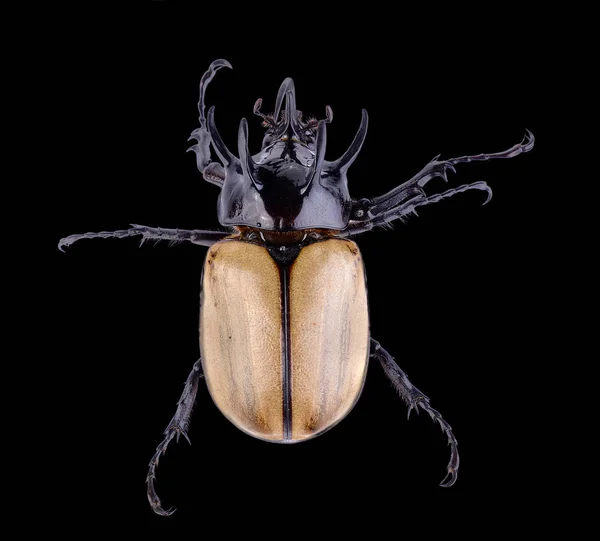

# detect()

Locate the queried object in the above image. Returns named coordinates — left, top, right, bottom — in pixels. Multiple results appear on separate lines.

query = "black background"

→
left=42, top=2, right=563, bottom=534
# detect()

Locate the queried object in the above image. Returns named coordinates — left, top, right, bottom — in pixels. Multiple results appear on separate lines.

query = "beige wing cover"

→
left=200, top=239, right=369, bottom=442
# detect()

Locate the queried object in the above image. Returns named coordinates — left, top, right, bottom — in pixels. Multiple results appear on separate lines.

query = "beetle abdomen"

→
left=200, top=239, right=369, bottom=442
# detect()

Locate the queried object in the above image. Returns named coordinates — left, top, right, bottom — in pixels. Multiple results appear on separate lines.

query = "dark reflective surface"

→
left=218, top=157, right=353, bottom=230
left=207, top=75, right=368, bottom=231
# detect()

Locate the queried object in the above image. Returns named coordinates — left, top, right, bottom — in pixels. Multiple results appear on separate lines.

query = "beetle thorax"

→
left=209, top=76, right=367, bottom=232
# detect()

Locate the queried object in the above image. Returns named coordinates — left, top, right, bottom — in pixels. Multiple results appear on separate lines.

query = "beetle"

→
left=58, top=59, right=534, bottom=515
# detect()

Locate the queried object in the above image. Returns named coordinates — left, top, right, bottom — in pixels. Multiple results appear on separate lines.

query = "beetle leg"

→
left=146, top=359, right=204, bottom=516
left=58, top=224, right=228, bottom=252
left=371, top=339, right=460, bottom=487
left=343, top=130, right=534, bottom=236
left=187, top=59, right=232, bottom=186
left=344, top=181, right=495, bottom=236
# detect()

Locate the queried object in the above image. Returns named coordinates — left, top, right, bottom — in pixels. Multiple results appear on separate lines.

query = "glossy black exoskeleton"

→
left=59, top=59, right=534, bottom=516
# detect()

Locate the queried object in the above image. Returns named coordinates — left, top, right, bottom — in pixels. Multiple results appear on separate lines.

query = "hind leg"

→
left=146, top=359, right=204, bottom=516
left=371, top=338, right=460, bottom=487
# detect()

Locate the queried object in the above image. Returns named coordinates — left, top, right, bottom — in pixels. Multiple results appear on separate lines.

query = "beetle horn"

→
left=238, top=118, right=261, bottom=190
left=207, top=106, right=237, bottom=166
left=304, top=120, right=327, bottom=192
left=273, top=77, right=296, bottom=124
left=328, top=109, right=369, bottom=172
left=283, top=89, right=297, bottom=130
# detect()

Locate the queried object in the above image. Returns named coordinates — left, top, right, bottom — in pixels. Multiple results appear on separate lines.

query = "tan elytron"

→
left=289, top=240, right=369, bottom=440
left=200, top=238, right=369, bottom=442
left=200, top=241, right=284, bottom=439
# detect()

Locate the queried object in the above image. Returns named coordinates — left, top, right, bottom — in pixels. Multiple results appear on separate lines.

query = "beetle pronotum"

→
left=59, top=59, right=534, bottom=515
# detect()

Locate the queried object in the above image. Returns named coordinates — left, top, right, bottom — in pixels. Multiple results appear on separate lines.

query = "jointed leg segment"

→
left=146, top=359, right=204, bottom=516
left=58, top=224, right=228, bottom=251
left=371, top=338, right=460, bottom=487
left=344, top=130, right=534, bottom=236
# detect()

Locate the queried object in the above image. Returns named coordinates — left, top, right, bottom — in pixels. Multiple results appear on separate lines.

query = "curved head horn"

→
left=329, top=109, right=369, bottom=172
left=273, top=77, right=296, bottom=123
left=207, top=106, right=237, bottom=166
left=305, top=120, right=327, bottom=191
left=283, top=90, right=297, bottom=128
left=237, top=118, right=260, bottom=189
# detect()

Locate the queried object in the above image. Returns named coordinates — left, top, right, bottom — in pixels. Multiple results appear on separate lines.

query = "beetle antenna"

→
left=253, top=98, right=274, bottom=127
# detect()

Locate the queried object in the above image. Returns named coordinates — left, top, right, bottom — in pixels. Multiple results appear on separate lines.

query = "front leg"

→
left=58, top=224, right=228, bottom=252
left=187, top=58, right=232, bottom=187
left=344, top=130, right=534, bottom=236
left=371, top=339, right=459, bottom=487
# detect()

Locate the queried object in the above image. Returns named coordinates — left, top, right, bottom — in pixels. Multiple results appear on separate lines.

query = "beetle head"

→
left=208, top=77, right=368, bottom=232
